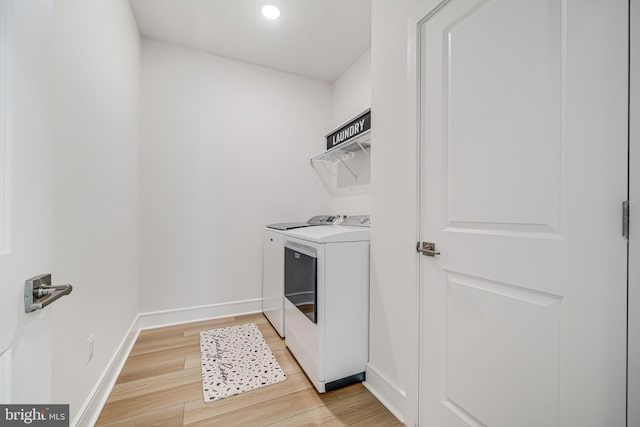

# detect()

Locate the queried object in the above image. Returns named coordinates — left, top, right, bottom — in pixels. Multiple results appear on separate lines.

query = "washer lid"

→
left=266, top=222, right=312, bottom=231
left=285, top=225, right=370, bottom=243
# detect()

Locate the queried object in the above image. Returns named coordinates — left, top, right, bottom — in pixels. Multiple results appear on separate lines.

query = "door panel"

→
left=418, top=0, right=628, bottom=426
left=445, top=0, right=561, bottom=233
left=444, top=273, right=560, bottom=427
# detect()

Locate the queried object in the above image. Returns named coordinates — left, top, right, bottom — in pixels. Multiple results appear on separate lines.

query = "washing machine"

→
left=283, top=215, right=370, bottom=392
left=262, top=215, right=342, bottom=337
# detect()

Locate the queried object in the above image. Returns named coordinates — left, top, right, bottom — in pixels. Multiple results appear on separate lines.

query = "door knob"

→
left=417, top=242, right=440, bottom=257
left=24, top=274, right=73, bottom=313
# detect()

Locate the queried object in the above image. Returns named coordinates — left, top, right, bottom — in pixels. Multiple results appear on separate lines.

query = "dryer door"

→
left=284, top=242, right=317, bottom=324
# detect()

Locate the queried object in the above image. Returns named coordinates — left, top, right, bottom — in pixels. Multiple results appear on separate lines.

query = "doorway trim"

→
left=629, top=0, right=639, bottom=425
left=407, top=2, right=453, bottom=426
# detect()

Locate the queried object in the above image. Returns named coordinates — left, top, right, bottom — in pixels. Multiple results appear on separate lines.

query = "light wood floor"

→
left=95, top=313, right=403, bottom=426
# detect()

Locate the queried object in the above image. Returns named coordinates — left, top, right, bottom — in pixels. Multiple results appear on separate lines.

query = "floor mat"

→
left=199, top=322, right=286, bottom=402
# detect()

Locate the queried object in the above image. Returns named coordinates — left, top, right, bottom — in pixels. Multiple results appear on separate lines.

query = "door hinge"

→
left=623, top=201, right=630, bottom=239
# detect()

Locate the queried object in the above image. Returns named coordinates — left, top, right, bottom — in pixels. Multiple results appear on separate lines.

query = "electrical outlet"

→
left=86, top=334, right=94, bottom=363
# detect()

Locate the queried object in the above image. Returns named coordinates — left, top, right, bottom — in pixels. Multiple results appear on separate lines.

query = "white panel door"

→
left=418, top=1, right=628, bottom=426
left=0, top=0, right=54, bottom=403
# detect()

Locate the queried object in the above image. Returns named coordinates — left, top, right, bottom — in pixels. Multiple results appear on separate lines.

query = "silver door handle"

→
left=417, top=242, right=440, bottom=257
left=24, top=274, right=73, bottom=313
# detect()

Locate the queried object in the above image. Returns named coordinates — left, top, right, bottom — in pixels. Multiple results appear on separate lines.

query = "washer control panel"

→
left=342, top=215, right=370, bottom=227
left=307, top=215, right=345, bottom=226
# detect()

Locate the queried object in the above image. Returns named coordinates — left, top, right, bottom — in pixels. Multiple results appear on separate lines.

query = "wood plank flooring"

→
left=96, top=313, right=403, bottom=426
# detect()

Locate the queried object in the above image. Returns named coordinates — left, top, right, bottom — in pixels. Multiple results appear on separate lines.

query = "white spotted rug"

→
left=199, top=323, right=286, bottom=403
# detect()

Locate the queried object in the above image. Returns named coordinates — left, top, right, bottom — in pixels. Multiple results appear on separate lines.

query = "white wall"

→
left=50, top=0, right=141, bottom=421
left=330, top=49, right=372, bottom=130
left=367, top=0, right=419, bottom=424
left=140, top=40, right=332, bottom=313
left=329, top=49, right=372, bottom=215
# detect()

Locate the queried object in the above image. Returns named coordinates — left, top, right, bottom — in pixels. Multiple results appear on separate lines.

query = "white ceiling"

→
left=129, top=0, right=371, bottom=83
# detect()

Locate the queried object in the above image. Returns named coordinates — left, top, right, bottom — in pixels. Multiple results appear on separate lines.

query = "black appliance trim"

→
left=325, top=372, right=366, bottom=392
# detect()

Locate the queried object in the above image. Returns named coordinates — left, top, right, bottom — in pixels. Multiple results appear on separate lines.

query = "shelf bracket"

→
left=321, top=160, right=337, bottom=176
left=339, top=158, right=358, bottom=181
left=355, top=141, right=370, bottom=157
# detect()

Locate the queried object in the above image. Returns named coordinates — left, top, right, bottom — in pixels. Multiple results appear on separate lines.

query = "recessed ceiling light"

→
left=260, top=3, right=281, bottom=20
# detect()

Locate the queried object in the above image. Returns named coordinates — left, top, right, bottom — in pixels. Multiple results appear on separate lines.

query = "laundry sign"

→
left=325, top=109, right=371, bottom=150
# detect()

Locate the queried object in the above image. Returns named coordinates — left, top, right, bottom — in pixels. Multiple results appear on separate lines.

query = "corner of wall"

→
left=72, top=315, right=140, bottom=427
left=363, top=362, right=406, bottom=424
left=368, top=0, right=420, bottom=425
left=327, top=47, right=372, bottom=215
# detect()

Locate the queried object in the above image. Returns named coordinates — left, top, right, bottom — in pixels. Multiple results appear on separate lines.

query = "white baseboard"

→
left=72, top=298, right=263, bottom=426
left=363, top=362, right=406, bottom=424
left=72, top=315, right=140, bottom=427
left=137, top=298, right=263, bottom=330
